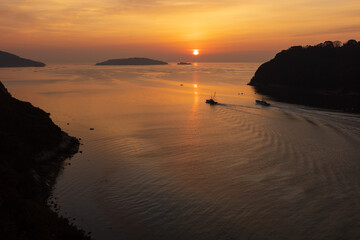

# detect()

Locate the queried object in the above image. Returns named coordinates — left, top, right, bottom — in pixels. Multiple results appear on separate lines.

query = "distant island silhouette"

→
left=249, top=40, right=360, bottom=112
left=0, top=50, right=45, bottom=67
left=0, top=81, right=89, bottom=239
left=96, top=57, right=168, bottom=65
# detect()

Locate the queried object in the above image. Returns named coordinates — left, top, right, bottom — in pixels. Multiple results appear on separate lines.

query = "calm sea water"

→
left=2, top=63, right=360, bottom=240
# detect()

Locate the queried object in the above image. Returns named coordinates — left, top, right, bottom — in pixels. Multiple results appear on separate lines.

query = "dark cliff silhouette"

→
left=0, top=51, right=45, bottom=67
left=0, top=81, right=89, bottom=239
left=249, top=40, right=360, bottom=112
left=96, top=57, right=168, bottom=65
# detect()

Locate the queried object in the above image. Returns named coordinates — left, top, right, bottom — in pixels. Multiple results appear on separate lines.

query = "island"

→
left=248, top=40, right=360, bottom=112
left=0, top=81, right=89, bottom=239
left=95, top=57, right=168, bottom=65
left=0, top=50, right=45, bottom=67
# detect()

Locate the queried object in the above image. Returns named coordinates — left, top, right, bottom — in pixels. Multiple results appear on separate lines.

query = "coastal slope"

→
left=0, top=51, right=45, bottom=67
left=96, top=57, right=168, bottom=65
left=0, top=81, right=89, bottom=239
left=249, top=40, right=360, bottom=112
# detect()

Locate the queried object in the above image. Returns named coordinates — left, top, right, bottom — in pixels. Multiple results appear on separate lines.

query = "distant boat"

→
left=177, top=62, right=192, bottom=65
left=256, top=97, right=270, bottom=106
left=206, top=92, right=218, bottom=105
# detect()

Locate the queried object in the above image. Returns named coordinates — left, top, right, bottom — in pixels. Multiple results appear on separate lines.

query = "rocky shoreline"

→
left=0, top=81, right=90, bottom=239
left=32, top=132, right=80, bottom=202
left=252, top=84, right=360, bottom=113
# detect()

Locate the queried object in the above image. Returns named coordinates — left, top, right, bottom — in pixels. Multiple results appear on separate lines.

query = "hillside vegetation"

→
left=249, top=40, right=360, bottom=112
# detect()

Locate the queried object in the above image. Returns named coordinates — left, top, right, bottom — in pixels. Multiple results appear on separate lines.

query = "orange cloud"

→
left=1, top=0, right=359, bottom=62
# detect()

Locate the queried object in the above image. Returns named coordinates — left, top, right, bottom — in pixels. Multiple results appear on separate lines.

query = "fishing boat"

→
left=255, top=97, right=270, bottom=106
left=206, top=92, right=218, bottom=105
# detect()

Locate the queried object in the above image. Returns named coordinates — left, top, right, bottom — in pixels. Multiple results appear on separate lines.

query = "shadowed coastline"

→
left=249, top=40, right=360, bottom=112
left=0, top=51, right=45, bottom=68
left=95, top=57, right=168, bottom=65
left=0, top=81, right=90, bottom=239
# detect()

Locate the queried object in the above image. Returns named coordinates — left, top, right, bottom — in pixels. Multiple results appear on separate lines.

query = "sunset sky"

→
left=1, top=0, right=359, bottom=63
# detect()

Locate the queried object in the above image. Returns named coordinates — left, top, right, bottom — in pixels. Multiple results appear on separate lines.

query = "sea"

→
left=2, top=62, right=360, bottom=240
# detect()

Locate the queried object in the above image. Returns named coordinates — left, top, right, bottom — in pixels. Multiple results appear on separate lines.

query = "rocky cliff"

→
left=0, top=81, right=89, bottom=239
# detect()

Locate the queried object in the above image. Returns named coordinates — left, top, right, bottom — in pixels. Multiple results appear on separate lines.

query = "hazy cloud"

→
left=1, top=0, right=360, bottom=62
left=294, top=24, right=360, bottom=38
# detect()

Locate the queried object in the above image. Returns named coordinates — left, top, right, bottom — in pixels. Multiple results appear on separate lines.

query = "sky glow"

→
left=1, top=0, right=359, bottom=63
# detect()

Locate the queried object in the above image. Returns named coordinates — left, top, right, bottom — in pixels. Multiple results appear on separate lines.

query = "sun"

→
left=193, top=49, right=199, bottom=56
